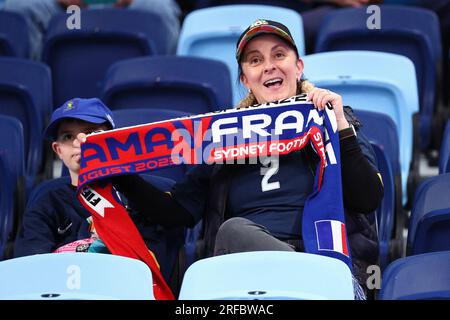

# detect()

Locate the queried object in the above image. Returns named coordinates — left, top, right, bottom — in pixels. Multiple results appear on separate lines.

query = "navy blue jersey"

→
left=226, top=151, right=314, bottom=239
left=173, top=128, right=378, bottom=240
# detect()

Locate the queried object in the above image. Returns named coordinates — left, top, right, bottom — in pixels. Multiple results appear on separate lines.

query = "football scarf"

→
left=77, top=94, right=352, bottom=300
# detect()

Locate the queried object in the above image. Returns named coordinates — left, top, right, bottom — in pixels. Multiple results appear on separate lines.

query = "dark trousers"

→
left=213, top=217, right=367, bottom=300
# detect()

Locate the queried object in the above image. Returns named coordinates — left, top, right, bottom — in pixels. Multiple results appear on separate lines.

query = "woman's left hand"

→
left=306, top=87, right=350, bottom=131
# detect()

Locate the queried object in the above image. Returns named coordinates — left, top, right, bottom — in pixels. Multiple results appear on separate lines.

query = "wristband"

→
left=339, top=124, right=357, bottom=141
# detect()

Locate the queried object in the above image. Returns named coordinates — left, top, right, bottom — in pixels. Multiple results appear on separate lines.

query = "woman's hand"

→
left=307, top=87, right=350, bottom=131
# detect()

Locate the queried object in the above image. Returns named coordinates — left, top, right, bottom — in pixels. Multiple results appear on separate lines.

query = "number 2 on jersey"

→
left=260, top=157, right=281, bottom=192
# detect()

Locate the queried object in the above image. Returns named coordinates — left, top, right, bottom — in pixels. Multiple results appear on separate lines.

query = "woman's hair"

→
left=235, top=79, right=315, bottom=109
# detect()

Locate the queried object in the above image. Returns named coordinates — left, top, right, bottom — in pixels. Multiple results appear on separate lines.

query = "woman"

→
left=78, top=20, right=383, bottom=299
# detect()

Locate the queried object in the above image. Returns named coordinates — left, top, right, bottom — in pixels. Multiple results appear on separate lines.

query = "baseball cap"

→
left=44, top=97, right=115, bottom=141
left=236, top=19, right=299, bottom=63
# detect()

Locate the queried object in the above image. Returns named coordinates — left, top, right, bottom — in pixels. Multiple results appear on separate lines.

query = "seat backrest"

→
left=355, top=110, right=401, bottom=177
left=303, top=50, right=417, bottom=205
left=0, top=115, right=25, bottom=186
left=0, top=155, right=15, bottom=260
left=111, top=108, right=192, bottom=182
left=177, top=4, right=304, bottom=105
left=379, top=251, right=450, bottom=300
left=0, top=57, right=52, bottom=186
left=0, top=116, right=25, bottom=260
left=195, top=0, right=311, bottom=11
left=439, top=120, right=450, bottom=174
left=370, top=143, right=395, bottom=270
left=179, top=251, right=354, bottom=300
left=407, top=173, right=450, bottom=255
left=43, top=8, right=171, bottom=107
left=103, top=56, right=232, bottom=113
left=0, top=252, right=154, bottom=299
left=315, top=5, right=441, bottom=150
left=0, top=11, right=29, bottom=58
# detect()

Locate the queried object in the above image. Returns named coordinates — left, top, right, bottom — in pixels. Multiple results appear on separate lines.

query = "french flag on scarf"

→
left=315, top=220, right=349, bottom=257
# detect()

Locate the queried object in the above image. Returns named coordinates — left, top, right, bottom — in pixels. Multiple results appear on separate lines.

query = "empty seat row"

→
left=1, top=249, right=449, bottom=300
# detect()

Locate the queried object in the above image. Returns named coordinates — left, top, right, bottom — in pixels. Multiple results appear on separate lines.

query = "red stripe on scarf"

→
left=78, top=183, right=174, bottom=300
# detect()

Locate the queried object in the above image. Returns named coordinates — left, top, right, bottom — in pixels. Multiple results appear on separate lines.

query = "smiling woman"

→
left=235, top=19, right=351, bottom=132
left=239, top=34, right=303, bottom=105
left=108, top=19, right=384, bottom=300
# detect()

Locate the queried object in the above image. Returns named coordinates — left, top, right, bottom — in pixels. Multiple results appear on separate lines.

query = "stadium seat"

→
left=0, top=116, right=26, bottom=260
left=194, top=0, right=311, bottom=11
left=111, top=108, right=192, bottom=182
left=0, top=57, right=52, bottom=190
left=113, top=108, right=192, bottom=127
left=379, top=251, right=450, bottom=300
left=178, top=251, right=354, bottom=300
left=303, top=50, right=418, bottom=205
left=103, top=56, right=232, bottom=113
left=0, top=156, right=15, bottom=261
left=406, top=173, right=450, bottom=255
left=0, top=11, right=29, bottom=58
left=355, top=110, right=404, bottom=261
left=0, top=252, right=154, bottom=299
left=177, top=4, right=304, bottom=105
left=439, top=120, right=450, bottom=174
left=370, top=143, right=396, bottom=270
left=315, top=5, right=441, bottom=151
left=43, top=8, right=172, bottom=107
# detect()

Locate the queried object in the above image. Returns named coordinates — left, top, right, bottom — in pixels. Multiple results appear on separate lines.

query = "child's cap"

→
left=44, top=98, right=115, bottom=141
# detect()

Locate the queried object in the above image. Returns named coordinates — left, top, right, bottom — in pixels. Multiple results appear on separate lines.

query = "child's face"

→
left=52, top=119, right=109, bottom=176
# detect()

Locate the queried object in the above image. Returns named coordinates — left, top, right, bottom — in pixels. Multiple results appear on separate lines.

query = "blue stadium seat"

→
left=112, top=108, right=192, bottom=127
left=0, top=11, right=29, bottom=58
left=194, top=0, right=311, bottom=11
left=43, top=8, right=171, bottom=107
left=0, top=115, right=25, bottom=260
left=379, top=251, right=450, bottom=300
left=0, top=252, right=155, bottom=299
left=315, top=5, right=441, bottom=151
left=406, top=173, right=450, bottom=255
left=177, top=4, right=304, bottom=105
left=303, top=51, right=418, bottom=205
left=371, top=143, right=396, bottom=271
left=103, top=56, right=232, bottom=113
left=0, top=155, right=14, bottom=261
left=178, top=251, right=354, bottom=300
left=355, top=110, right=404, bottom=262
left=112, top=108, right=191, bottom=182
left=0, top=57, right=53, bottom=189
left=439, top=120, right=450, bottom=174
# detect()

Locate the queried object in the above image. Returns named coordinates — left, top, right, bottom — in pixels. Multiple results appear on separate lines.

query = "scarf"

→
left=77, top=94, right=352, bottom=299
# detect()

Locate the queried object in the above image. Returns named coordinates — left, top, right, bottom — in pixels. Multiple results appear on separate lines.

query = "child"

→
left=13, top=98, right=184, bottom=287
left=15, top=98, right=115, bottom=255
